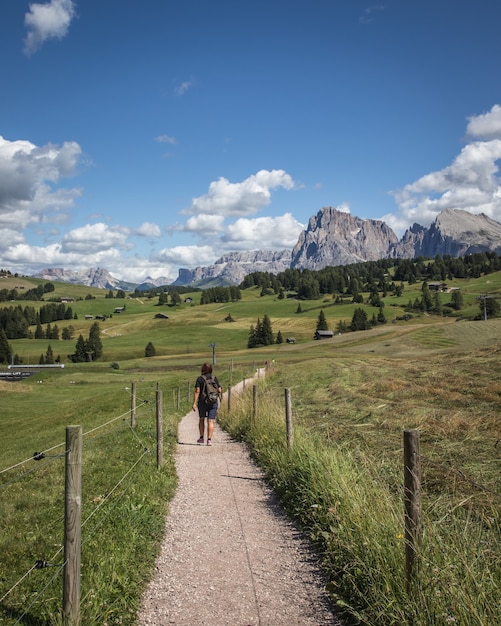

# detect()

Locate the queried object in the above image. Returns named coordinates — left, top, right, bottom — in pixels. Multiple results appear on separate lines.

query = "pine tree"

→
left=45, top=344, right=55, bottom=364
left=87, top=322, right=103, bottom=360
left=0, top=328, right=12, bottom=364
left=316, top=310, right=328, bottom=332
left=247, top=324, right=258, bottom=348
left=145, top=342, right=156, bottom=357
left=350, top=307, right=369, bottom=331
left=73, top=334, right=87, bottom=362
left=450, top=290, right=463, bottom=310
left=260, top=314, right=274, bottom=346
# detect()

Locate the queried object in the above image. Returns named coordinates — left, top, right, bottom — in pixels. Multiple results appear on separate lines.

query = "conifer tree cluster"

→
left=69, top=322, right=103, bottom=362
left=247, top=314, right=274, bottom=348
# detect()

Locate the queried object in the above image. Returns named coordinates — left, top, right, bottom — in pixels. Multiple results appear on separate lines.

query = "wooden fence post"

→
left=404, top=429, right=422, bottom=593
left=130, top=382, right=136, bottom=429
left=284, top=388, right=293, bottom=450
left=156, top=384, right=163, bottom=468
left=252, top=385, right=257, bottom=425
left=177, top=385, right=180, bottom=410
left=63, top=426, right=82, bottom=626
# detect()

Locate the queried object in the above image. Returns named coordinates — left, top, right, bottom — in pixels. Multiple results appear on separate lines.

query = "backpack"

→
left=201, top=374, right=219, bottom=405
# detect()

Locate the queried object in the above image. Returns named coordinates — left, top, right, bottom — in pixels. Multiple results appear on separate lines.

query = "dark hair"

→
left=201, top=362, right=213, bottom=375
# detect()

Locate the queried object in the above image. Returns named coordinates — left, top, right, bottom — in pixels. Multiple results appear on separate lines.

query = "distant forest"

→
left=240, top=252, right=501, bottom=300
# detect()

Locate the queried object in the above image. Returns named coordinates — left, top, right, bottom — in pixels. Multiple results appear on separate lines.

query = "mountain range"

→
left=33, top=208, right=501, bottom=289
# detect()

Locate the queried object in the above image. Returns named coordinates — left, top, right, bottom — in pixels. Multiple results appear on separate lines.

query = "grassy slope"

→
left=1, top=271, right=500, bottom=624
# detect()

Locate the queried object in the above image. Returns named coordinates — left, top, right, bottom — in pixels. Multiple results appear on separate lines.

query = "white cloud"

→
left=337, top=202, right=351, bottom=214
left=61, top=223, right=132, bottom=254
left=0, top=135, right=82, bottom=228
left=155, top=135, right=177, bottom=145
left=0, top=229, right=25, bottom=253
left=388, top=106, right=501, bottom=234
left=182, top=214, right=226, bottom=234
left=135, top=222, right=162, bottom=237
left=157, top=245, right=215, bottom=268
left=222, top=213, right=304, bottom=250
left=24, top=0, right=77, bottom=56
left=3, top=242, right=122, bottom=269
left=175, top=80, right=193, bottom=96
left=185, top=169, right=296, bottom=217
left=466, top=104, right=501, bottom=140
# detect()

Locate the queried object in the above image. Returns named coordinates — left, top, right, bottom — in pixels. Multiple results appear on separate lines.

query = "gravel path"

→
left=137, top=373, right=341, bottom=626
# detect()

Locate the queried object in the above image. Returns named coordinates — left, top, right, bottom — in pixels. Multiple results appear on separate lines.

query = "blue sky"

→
left=1, top=0, right=501, bottom=283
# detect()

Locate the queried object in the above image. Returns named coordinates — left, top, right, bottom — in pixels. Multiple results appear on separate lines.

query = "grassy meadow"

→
left=1, top=270, right=500, bottom=625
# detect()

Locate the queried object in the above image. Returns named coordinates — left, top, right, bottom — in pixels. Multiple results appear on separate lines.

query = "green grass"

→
left=0, top=370, right=184, bottom=625
left=1, top=272, right=501, bottom=624
left=219, top=334, right=501, bottom=625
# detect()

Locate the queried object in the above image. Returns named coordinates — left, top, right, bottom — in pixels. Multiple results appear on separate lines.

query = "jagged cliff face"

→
left=34, top=267, right=139, bottom=290
left=391, top=209, right=501, bottom=258
left=171, top=250, right=292, bottom=287
left=290, top=207, right=399, bottom=269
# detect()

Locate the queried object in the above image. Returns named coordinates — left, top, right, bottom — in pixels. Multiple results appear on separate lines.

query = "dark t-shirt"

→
left=196, top=374, right=220, bottom=407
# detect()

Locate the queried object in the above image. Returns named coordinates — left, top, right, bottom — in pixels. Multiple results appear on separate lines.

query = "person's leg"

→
left=206, top=405, right=217, bottom=443
left=207, top=418, right=215, bottom=441
left=198, top=416, right=205, bottom=438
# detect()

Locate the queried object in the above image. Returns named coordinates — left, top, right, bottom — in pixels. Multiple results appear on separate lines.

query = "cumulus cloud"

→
left=135, top=222, right=162, bottom=237
left=221, top=213, right=304, bottom=250
left=0, top=135, right=82, bottom=228
left=466, top=104, right=501, bottom=140
left=24, top=0, right=77, bottom=56
left=387, top=105, right=501, bottom=234
left=61, top=223, right=132, bottom=254
left=157, top=245, right=215, bottom=268
left=3, top=241, right=122, bottom=270
left=0, top=229, right=25, bottom=254
left=173, top=214, right=225, bottom=235
left=337, top=202, right=351, bottom=214
left=185, top=169, right=295, bottom=217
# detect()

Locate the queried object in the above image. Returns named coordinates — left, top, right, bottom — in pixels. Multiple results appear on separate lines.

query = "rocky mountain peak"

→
left=290, top=206, right=399, bottom=270
left=391, top=209, right=501, bottom=258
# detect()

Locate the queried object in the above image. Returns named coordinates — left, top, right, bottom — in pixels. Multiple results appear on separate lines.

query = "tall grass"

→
left=219, top=377, right=500, bottom=626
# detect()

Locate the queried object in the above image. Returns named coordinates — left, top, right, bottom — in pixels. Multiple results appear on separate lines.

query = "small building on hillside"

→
left=428, top=282, right=448, bottom=292
left=286, top=337, right=296, bottom=344
left=155, top=313, right=169, bottom=319
left=114, top=306, right=126, bottom=313
left=314, top=330, right=334, bottom=340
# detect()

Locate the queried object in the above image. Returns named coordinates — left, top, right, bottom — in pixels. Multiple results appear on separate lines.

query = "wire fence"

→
left=0, top=380, right=181, bottom=625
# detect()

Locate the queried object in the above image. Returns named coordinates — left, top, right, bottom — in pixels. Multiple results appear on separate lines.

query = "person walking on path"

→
left=192, top=362, right=222, bottom=446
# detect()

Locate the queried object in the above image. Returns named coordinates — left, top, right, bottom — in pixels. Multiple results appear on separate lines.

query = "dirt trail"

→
left=137, top=370, right=341, bottom=626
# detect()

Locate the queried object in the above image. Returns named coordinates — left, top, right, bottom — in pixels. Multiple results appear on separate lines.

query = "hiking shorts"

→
left=198, top=403, right=218, bottom=419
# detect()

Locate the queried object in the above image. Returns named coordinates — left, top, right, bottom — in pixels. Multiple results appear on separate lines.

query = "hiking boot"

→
left=207, top=439, right=212, bottom=446
left=197, top=437, right=204, bottom=444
